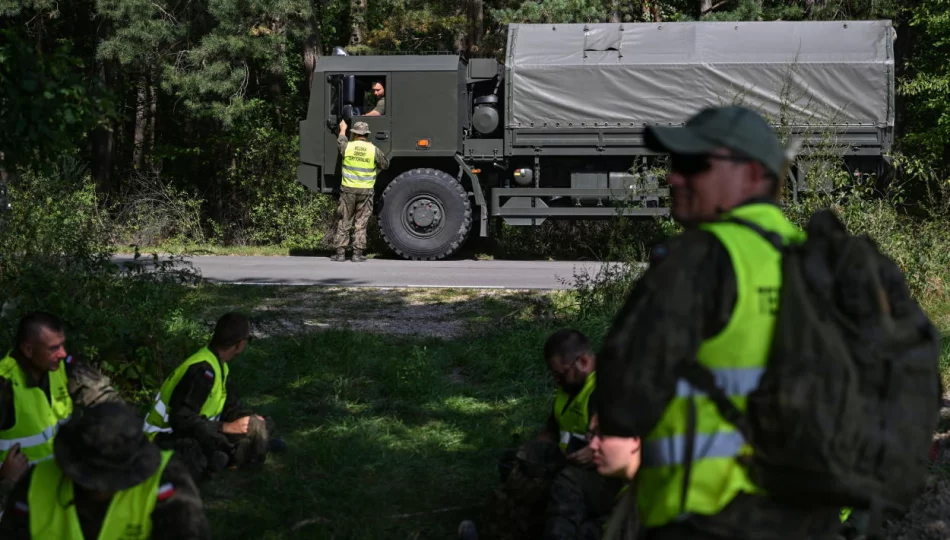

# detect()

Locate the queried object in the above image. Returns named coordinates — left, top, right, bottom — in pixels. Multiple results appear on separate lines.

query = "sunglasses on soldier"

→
left=670, top=153, right=754, bottom=176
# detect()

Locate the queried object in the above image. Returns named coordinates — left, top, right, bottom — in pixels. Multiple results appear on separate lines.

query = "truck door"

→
left=325, top=73, right=392, bottom=185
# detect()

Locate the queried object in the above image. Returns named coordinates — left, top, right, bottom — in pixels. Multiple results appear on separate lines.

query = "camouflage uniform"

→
left=0, top=352, right=123, bottom=511
left=596, top=207, right=844, bottom=540
left=0, top=402, right=211, bottom=539
left=331, top=121, right=389, bottom=261
left=544, top=463, right=624, bottom=540
left=151, top=353, right=276, bottom=480
left=490, top=440, right=566, bottom=540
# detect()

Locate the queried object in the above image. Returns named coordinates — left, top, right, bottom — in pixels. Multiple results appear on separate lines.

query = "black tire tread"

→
left=379, top=168, right=473, bottom=261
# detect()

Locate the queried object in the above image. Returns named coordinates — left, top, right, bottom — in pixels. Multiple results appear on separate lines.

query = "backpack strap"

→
left=724, top=216, right=785, bottom=252
left=673, top=214, right=783, bottom=447
left=675, top=361, right=753, bottom=443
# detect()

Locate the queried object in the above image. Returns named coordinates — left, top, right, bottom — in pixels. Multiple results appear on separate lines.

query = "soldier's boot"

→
left=351, top=249, right=366, bottom=263
left=457, top=520, right=478, bottom=540
left=268, top=437, right=288, bottom=453
left=209, top=450, right=230, bottom=473
left=330, top=248, right=346, bottom=262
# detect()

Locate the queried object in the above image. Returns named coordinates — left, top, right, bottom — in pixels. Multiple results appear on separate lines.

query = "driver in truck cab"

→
left=331, top=119, right=389, bottom=263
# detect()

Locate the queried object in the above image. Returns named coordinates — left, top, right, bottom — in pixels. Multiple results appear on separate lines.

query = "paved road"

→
left=114, top=255, right=641, bottom=290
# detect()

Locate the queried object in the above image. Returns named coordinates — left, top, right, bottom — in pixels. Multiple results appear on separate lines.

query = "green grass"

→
left=194, top=313, right=592, bottom=539
left=181, top=282, right=950, bottom=540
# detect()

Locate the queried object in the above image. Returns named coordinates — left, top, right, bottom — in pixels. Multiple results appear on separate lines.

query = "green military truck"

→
left=298, top=20, right=895, bottom=260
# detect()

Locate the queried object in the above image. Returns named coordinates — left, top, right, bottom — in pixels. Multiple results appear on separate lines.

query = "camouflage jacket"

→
left=595, top=222, right=738, bottom=440
left=0, top=452, right=211, bottom=539
left=0, top=353, right=123, bottom=504
left=163, top=358, right=251, bottom=453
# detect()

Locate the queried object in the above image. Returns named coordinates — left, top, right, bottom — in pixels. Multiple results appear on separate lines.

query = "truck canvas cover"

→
left=505, top=21, right=895, bottom=130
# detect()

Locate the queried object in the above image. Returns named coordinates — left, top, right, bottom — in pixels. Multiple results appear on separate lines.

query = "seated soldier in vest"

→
left=587, top=404, right=644, bottom=540
left=0, top=402, right=211, bottom=539
left=0, top=312, right=122, bottom=516
left=544, top=394, right=625, bottom=540
left=458, top=329, right=608, bottom=540
left=142, top=312, right=285, bottom=480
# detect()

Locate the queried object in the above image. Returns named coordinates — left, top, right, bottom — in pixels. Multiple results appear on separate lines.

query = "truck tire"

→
left=379, top=168, right=472, bottom=261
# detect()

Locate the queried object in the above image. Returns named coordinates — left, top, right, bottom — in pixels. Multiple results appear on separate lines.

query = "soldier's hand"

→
left=0, top=444, right=29, bottom=482
left=339, top=119, right=348, bottom=133
left=566, top=446, right=594, bottom=466
left=222, top=417, right=251, bottom=435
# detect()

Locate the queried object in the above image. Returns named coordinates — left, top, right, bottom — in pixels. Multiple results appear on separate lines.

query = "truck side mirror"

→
left=341, top=75, right=357, bottom=105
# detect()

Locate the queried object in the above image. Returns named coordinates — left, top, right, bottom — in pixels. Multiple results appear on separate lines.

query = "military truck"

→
left=298, top=20, right=895, bottom=260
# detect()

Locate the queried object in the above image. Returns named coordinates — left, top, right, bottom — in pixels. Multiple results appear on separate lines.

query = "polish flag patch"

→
left=14, top=501, right=28, bottom=514
left=157, top=483, right=176, bottom=502
left=65, top=355, right=73, bottom=365
left=202, top=370, right=214, bottom=381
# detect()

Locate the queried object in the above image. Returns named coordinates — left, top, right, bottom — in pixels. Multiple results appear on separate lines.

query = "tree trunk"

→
left=133, top=75, right=147, bottom=170
left=700, top=0, right=712, bottom=17
left=349, top=0, right=366, bottom=47
left=610, top=0, right=621, bottom=23
left=303, top=32, right=322, bottom=97
left=90, top=58, right=116, bottom=193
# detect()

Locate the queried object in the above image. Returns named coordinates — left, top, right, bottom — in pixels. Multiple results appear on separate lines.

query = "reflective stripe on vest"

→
left=341, top=139, right=378, bottom=189
left=143, top=347, right=228, bottom=435
left=635, top=203, right=806, bottom=529
left=29, top=449, right=174, bottom=539
left=552, top=371, right=596, bottom=453
left=0, top=353, right=73, bottom=465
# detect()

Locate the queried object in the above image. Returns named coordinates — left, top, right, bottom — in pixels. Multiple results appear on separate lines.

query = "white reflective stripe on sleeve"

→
left=0, top=416, right=71, bottom=452
left=559, top=431, right=586, bottom=445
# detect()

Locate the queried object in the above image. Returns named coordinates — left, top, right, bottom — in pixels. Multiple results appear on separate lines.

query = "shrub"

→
left=0, top=158, right=205, bottom=404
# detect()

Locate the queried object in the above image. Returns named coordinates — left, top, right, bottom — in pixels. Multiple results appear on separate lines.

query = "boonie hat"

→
left=645, top=105, right=786, bottom=179
left=351, top=121, right=371, bottom=135
left=54, top=402, right=162, bottom=493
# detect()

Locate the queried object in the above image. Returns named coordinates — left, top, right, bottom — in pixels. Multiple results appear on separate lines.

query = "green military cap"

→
left=645, top=105, right=786, bottom=179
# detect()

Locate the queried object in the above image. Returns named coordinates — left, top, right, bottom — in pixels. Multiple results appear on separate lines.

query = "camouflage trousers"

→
left=489, top=440, right=620, bottom=540
left=155, top=415, right=272, bottom=480
left=331, top=186, right=374, bottom=250
left=544, top=464, right=624, bottom=540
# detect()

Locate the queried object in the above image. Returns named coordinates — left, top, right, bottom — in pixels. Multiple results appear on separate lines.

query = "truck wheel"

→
left=379, top=168, right=472, bottom=261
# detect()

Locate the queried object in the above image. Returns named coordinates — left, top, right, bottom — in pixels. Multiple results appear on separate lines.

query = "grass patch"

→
left=197, top=320, right=572, bottom=539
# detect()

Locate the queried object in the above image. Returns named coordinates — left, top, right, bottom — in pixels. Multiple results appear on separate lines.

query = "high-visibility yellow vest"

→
left=142, top=347, right=228, bottom=437
left=0, top=352, right=73, bottom=465
left=553, top=371, right=596, bottom=452
left=635, top=203, right=805, bottom=529
left=341, top=139, right=378, bottom=189
left=28, top=449, right=174, bottom=539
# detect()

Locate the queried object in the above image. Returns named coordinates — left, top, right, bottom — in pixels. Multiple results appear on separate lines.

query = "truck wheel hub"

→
left=406, top=197, right=442, bottom=232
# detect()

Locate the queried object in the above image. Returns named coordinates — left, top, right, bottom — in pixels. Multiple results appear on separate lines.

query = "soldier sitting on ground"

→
left=142, top=312, right=286, bottom=480
left=459, top=329, right=618, bottom=540
left=0, top=311, right=123, bottom=516
left=0, top=402, right=211, bottom=539
left=587, top=402, right=643, bottom=540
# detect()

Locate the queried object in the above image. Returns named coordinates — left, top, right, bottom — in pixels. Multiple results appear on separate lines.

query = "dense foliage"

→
left=0, top=0, right=947, bottom=395
left=0, top=0, right=946, bottom=249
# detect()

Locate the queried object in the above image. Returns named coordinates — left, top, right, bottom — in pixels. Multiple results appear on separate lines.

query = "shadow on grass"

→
left=194, top=321, right=587, bottom=540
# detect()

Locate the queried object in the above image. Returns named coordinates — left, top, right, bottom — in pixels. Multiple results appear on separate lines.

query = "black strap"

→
left=676, top=362, right=753, bottom=443
left=726, top=216, right=784, bottom=252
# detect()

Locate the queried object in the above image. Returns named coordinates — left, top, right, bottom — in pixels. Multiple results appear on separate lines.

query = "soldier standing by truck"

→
left=330, top=119, right=389, bottom=263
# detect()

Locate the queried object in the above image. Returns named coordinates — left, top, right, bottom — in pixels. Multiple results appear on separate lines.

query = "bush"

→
left=567, top=161, right=950, bottom=327
left=0, top=159, right=206, bottom=404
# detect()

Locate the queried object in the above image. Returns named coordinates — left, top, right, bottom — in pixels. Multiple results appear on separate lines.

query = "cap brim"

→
left=54, top=428, right=161, bottom=492
left=645, top=125, right=719, bottom=155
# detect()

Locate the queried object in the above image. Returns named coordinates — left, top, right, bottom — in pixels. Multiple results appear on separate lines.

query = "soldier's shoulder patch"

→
left=202, top=370, right=214, bottom=381
left=157, top=483, right=176, bottom=501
